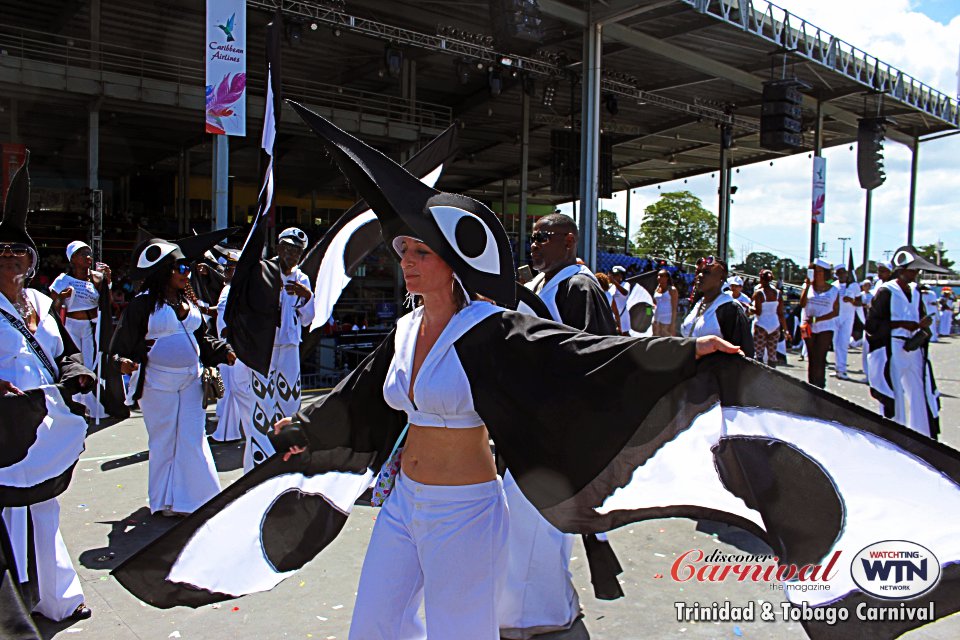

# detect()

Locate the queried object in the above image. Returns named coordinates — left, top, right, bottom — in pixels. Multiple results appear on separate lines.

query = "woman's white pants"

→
left=212, top=361, right=243, bottom=441
left=64, top=317, right=106, bottom=419
left=349, top=471, right=508, bottom=640
left=2, top=498, right=84, bottom=621
left=138, top=365, right=221, bottom=513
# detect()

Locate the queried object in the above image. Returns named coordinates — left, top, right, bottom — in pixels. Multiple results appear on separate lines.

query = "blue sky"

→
left=561, top=0, right=960, bottom=269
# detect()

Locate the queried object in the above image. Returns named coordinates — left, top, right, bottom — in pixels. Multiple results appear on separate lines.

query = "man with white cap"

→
left=831, top=264, right=860, bottom=380
left=726, top=275, right=751, bottom=311
left=49, top=240, right=112, bottom=418
left=608, top=265, right=631, bottom=335
left=232, top=228, right=315, bottom=471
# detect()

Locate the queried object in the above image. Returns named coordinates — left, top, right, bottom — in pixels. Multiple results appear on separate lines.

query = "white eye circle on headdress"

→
left=429, top=206, right=500, bottom=275
left=137, top=242, right=178, bottom=269
left=892, top=250, right=912, bottom=268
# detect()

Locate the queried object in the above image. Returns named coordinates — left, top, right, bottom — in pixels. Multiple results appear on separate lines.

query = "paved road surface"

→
left=34, top=336, right=960, bottom=639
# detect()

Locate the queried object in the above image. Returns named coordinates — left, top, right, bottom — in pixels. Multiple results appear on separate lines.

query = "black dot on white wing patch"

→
left=137, top=242, right=177, bottom=269
left=429, top=205, right=501, bottom=275
left=261, top=489, right=346, bottom=572
left=454, top=216, right=487, bottom=258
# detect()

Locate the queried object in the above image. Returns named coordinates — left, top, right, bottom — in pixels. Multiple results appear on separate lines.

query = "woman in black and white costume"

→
left=681, top=257, right=753, bottom=357
left=0, top=155, right=94, bottom=623
left=49, top=240, right=111, bottom=419
left=212, top=249, right=243, bottom=442
left=268, top=104, right=739, bottom=639
left=110, top=235, right=237, bottom=516
left=865, top=246, right=947, bottom=439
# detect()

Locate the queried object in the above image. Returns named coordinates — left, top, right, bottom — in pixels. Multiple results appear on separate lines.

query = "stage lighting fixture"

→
left=604, top=93, right=618, bottom=116
left=541, top=79, right=558, bottom=107
left=285, top=22, right=303, bottom=47
left=310, top=22, right=318, bottom=31
left=488, top=67, right=503, bottom=97
left=385, top=46, right=403, bottom=79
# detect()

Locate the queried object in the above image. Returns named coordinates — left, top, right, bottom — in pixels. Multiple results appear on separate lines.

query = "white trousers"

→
left=63, top=317, right=106, bottom=419
left=239, top=344, right=301, bottom=472
left=833, top=315, right=855, bottom=374
left=349, top=471, right=508, bottom=640
left=139, top=365, right=221, bottom=513
left=862, top=341, right=871, bottom=384
left=211, top=361, right=243, bottom=442
left=940, top=310, right=953, bottom=336
left=929, top=315, right=940, bottom=342
left=498, top=472, right=579, bottom=638
left=890, top=341, right=933, bottom=437
left=2, top=499, right=84, bottom=621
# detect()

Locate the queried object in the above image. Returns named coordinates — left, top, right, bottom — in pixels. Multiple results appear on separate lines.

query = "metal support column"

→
left=907, top=140, right=918, bottom=245
left=717, top=125, right=731, bottom=261
left=501, top=180, right=510, bottom=234
left=624, top=188, right=631, bottom=255
left=811, top=100, right=824, bottom=261
left=90, top=0, right=101, bottom=70
left=87, top=105, right=102, bottom=260
left=577, top=14, right=601, bottom=270
left=863, top=189, right=872, bottom=278
left=518, top=89, right=530, bottom=265
left=212, top=135, right=229, bottom=230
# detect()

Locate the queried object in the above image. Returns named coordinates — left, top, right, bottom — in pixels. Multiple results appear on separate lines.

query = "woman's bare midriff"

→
left=401, top=424, right=496, bottom=485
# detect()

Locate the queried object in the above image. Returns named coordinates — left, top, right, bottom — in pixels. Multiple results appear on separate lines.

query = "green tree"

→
left=734, top=251, right=780, bottom=275
left=633, top=191, right=716, bottom=265
left=917, top=244, right=955, bottom=271
left=597, top=209, right=635, bottom=253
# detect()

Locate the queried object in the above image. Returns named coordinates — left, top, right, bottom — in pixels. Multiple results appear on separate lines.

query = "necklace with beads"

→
left=13, top=290, right=34, bottom=320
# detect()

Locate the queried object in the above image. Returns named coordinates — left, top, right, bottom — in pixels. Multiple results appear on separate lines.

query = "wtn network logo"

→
left=851, top=541, right=941, bottom=600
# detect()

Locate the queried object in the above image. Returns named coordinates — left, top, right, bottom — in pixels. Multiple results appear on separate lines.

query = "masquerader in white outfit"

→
left=608, top=266, right=631, bottom=335
left=0, top=156, right=94, bottom=624
left=831, top=265, right=860, bottom=380
left=49, top=240, right=112, bottom=418
left=865, top=246, right=948, bottom=439
left=501, top=214, right=620, bottom=640
left=940, top=289, right=955, bottom=336
left=235, top=228, right=315, bottom=472
left=920, top=284, right=940, bottom=343
left=110, top=236, right=238, bottom=516
left=212, top=250, right=244, bottom=442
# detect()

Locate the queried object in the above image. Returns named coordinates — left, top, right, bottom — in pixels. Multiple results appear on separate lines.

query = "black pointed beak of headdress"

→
left=891, top=245, right=953, bottom=275
left=288, top=101, right=516, bottom=306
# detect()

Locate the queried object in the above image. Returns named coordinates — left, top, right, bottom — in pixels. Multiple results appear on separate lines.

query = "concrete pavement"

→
left=33, top=335, right=960, bottom=639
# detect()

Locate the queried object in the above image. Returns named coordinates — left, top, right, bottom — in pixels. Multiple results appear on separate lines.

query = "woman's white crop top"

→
left=383, top=302, right=500, bottom=428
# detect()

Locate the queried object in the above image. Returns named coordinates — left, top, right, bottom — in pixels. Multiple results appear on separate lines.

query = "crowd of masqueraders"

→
left=2, top=127, right=957, bottom=640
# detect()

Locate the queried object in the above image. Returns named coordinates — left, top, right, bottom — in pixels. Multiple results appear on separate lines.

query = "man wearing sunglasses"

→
left=501, top=213, right=619, bottom=640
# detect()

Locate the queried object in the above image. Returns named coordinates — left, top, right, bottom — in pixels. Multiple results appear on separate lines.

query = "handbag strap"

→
left=387, top=423, right=410, bottom=460
left=0, top=305, right=57, bottom=382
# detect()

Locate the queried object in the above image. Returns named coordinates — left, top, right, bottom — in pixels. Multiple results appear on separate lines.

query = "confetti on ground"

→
left=232, top=606, right=240, bottom=612
left=78, top=504, right=87, bottom=508
left=316, top=616, right=328, bottom=621
left=211, top=603, right=221, bottom=609
left=331, top=604, right=344, bottom=610
left=64, top=629, right=83, bottom=633
left=169, top=633, right=181, bottom=639
left=653, top=552, right=666, bottom=557
left=299, top=580, right=306, bottom=587
left=733, top=626, right=743, bottom=637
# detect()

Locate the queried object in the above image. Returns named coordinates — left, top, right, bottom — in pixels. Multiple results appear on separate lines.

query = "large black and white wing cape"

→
left=112, top=332, right=406, bottom=607
left=0, top=386, right=88, bottom=507
left=111, top=311, right=960, bottom=638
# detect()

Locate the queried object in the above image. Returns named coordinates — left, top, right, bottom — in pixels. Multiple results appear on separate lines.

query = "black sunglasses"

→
left=530, top=230, right=567, bottom=244
left=0, top=243, right=30, bottom=257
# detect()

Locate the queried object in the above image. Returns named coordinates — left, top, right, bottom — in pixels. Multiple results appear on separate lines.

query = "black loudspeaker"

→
left=490, top=0, right=544, bottom=55
left=760, top=80, right=804, bottom=151
left=857, top=118, right=886, bottom=191
left=550, top=130, right=613, bottom=198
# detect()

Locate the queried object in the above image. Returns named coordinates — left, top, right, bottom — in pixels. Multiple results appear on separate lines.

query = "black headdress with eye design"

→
left=128, top=229, right=238, bottom=280
left=288, top=101, right=517, bottom=307
left=890, top=245, right=952, bottom=275
left=0, top=152, right=39, bottom=272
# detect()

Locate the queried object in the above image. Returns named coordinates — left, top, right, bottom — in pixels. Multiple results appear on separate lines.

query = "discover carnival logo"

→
left=850, top=540, right=941, bottom=600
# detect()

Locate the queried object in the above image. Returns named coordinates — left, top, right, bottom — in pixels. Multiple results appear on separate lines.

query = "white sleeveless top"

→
left=50, top=273, right=101, bottom=312
left=681, top=292, right=734, bottom=339
left=383, top=302, right=500, bottom=428
left=754, top=288, right=781, bottom=333
left=653, top=288, right=673, bottom=323
left=802, top=285, right=838, bottom=334
left=145, top=301, right=203, bottom=370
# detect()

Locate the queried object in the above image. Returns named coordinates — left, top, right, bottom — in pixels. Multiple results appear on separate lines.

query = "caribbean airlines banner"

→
left=205, top=0, right=246, bottom=136
left=811, top=155, right=826, bottom=223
